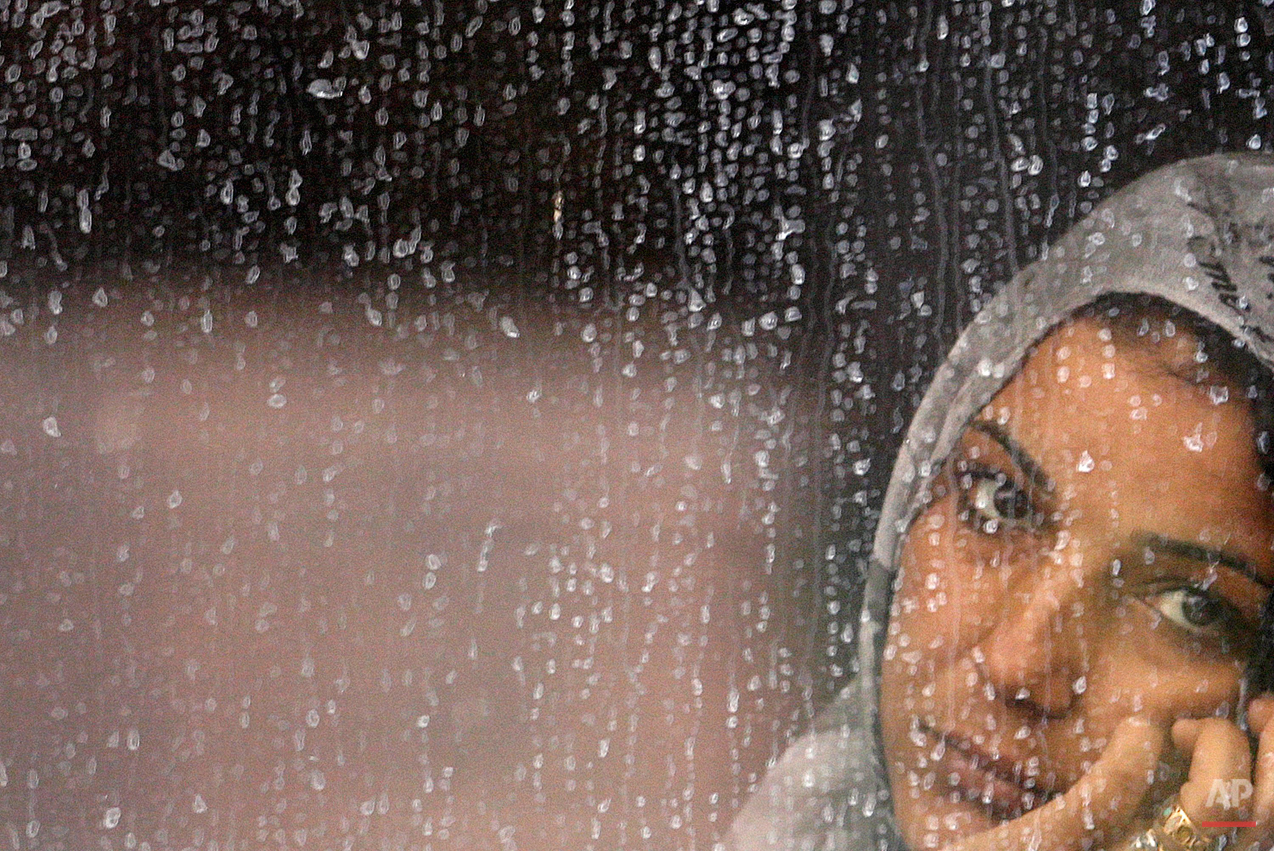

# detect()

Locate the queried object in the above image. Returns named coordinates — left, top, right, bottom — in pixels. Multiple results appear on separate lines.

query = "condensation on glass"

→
left=1, top=2, right=1272, bottom=849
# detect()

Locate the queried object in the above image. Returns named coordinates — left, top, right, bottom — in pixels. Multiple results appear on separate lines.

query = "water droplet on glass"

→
left=77, top=188, right=92, bottom=234
left=307, top=78, right=346, bottom=99
left=156, top=149, right=183, bottom=171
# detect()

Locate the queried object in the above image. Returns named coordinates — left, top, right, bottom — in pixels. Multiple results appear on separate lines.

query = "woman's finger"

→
left=941, top=716, right=1166, bottom=851
left=1254, top=702, right=1274, bottom=822
left=1234, top=700, right=1274, bottom=851
left=1172, top=717, right=1253, bottom=827
left=1247, top=693, right=1274, bottom=740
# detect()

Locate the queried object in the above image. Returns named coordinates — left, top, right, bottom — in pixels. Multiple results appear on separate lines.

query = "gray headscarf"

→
left=728, top=152, right=1274, bottom=851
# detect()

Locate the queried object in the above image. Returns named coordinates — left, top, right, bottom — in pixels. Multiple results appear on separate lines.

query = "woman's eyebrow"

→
left=1138, top=532, right=1274, bottom=592
left=966, top=419, right=1055, bottom=494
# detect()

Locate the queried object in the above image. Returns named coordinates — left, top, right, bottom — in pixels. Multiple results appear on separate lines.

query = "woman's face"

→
left=879, top=315, right=1274, bottom=850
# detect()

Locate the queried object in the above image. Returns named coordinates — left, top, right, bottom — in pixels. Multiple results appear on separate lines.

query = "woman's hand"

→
left=937, top=698, right=1274, bottom=851
left=1172, top=694, right=1274, bottom=851
left=938, top=716, right=1168, bottom=851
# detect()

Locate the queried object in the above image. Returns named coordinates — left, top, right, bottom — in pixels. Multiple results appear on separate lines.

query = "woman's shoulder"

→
left=726, top=684, right=898, bottom=851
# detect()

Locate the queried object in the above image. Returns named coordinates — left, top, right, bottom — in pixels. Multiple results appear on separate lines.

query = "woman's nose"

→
left=971, top=566, right=1094, bottom=719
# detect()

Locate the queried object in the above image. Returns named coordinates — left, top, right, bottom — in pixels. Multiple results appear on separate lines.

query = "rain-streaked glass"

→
left=3, top=3, right=1274, bottom=849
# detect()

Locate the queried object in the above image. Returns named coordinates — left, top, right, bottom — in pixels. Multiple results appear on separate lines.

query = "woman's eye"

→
left=1147, top=587, right=1234, bottom=635
left=959, top=470, right=1035, bottom=533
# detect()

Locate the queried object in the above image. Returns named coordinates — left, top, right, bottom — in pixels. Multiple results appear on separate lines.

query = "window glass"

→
left=3, top=4, right=1274, bottom=849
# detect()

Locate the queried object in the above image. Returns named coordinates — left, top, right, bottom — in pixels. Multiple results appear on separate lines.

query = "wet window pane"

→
left=4, top=4, right=1274, bottom=849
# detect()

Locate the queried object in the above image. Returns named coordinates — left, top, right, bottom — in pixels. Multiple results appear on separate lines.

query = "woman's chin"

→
left=894, top=776, right=1056, bottom=849
left=895, top=791, right=999, bottom=851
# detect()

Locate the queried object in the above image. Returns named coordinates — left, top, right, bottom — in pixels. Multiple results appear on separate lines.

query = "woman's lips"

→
left=922, top=724, right=1061, bottom=821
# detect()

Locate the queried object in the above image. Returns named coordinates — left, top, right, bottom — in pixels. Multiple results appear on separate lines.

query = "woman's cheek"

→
left=906, top=525, right=1003, bottom=618
left=1090, top=636, right=1247, bottom=733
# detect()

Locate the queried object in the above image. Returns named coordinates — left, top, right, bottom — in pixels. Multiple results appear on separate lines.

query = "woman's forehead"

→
left=967, top=312, right=1274, bottom=570
left=978, top=316, right=1257, bottom=464
left=1010, top=313, right=1248, bottom=397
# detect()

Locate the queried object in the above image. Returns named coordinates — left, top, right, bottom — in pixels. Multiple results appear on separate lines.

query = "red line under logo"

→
left=1201, top=821, right=1258, bottom=828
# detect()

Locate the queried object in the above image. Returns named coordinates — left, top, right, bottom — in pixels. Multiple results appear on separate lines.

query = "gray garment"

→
left=728, top=152, right=1274, bottom=851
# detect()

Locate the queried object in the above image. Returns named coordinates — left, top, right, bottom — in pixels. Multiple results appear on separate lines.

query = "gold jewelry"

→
left=1128, top=797, right=1225, bottom=851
